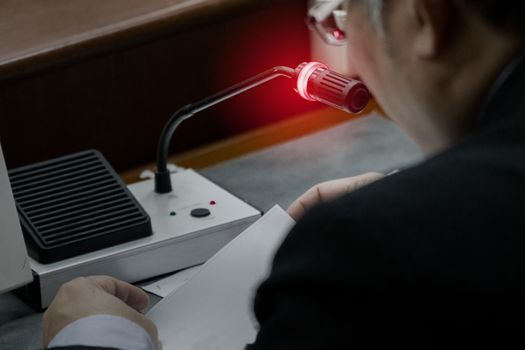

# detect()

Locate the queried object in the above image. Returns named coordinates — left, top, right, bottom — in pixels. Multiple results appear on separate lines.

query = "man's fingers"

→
left=288, top=172, right=384, bottom=221
left=87, top=276, right=149, bottom=312
left=287, top=197, right=309, bottom=221
left=287, top=184, right=326, bottom=221
left=341, top=172, right=384, bottom=193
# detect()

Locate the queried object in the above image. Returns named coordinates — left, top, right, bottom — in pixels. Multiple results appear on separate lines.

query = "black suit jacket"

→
left=51, top=56, right=525, bottom=349
left=248, top=55, right=525, bottom=349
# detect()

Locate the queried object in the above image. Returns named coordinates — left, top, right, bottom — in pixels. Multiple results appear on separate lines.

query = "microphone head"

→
left=295, top=62, right=370, bottom=113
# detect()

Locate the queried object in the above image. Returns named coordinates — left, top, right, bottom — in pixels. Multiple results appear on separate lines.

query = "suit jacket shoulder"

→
left=249, top=94, right=525, bottom=348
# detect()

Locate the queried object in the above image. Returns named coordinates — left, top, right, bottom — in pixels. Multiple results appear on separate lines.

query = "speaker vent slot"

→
left=9, top=150, right=152, bottom=264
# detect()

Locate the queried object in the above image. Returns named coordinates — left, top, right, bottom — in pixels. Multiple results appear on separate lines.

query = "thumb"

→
left=87, top=276, right=149, bottom=312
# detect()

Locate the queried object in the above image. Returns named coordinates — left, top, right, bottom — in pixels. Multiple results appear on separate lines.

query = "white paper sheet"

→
left=143, top=265, right=202, bottom=298
left=0, top=144, right=33, bottom=293
left=147, top=205, right=295, bottom=350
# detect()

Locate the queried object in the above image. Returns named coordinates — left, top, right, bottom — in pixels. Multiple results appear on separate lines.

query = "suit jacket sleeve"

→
left=245, top=200, right=398, bottom=349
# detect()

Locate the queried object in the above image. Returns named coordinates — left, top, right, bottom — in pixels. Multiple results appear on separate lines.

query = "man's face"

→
left=343, top=1, right=385, bottom=96
left=343, top=1, right=432, bottom=148
left=342, top=0, right=522, bottom=155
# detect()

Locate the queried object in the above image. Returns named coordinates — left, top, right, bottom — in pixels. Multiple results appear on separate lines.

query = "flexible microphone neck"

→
left=155, top=66, right=295, bottom=193
left=155, top=63, right=369, bottom=194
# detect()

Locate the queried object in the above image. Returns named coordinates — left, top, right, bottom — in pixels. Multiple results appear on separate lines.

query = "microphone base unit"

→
left=22, top=169, right=262, bottom=309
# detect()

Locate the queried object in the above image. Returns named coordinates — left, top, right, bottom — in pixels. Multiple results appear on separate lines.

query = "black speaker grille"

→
left=9, top=150, right=152, bottom=264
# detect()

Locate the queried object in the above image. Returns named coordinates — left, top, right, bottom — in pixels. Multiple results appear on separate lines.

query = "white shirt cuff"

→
left=48, top=314, right=155, bottom=350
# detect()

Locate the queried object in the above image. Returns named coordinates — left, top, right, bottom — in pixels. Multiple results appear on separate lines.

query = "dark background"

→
left=0, top=0, right=317, bottom=172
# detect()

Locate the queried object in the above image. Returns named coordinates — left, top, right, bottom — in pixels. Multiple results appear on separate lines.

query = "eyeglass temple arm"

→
left=308, top=0, right=344, bottom=22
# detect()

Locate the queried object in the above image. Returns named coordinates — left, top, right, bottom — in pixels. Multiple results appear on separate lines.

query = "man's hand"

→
left=287, top=172, right=384, bottom=220
left=42, top=276, right=159, bottom=349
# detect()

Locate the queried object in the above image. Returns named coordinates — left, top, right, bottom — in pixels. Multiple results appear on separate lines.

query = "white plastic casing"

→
left=29, top=169, right=261, bottom=308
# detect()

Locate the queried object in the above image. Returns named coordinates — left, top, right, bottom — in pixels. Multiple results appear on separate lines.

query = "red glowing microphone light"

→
left=295, top=62, right=369, bottom=113
left=155, top=62, right=370, bottom=193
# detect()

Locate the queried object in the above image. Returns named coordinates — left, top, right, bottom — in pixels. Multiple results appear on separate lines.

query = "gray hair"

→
left=356, top=0, right=525, bottom=36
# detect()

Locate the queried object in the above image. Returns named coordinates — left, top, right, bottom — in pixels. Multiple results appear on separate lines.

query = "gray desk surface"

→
left=0, top=114, right=421, bottom=349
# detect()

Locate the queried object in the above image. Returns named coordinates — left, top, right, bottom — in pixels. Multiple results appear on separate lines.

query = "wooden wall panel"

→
left=0, top=0, right=314, bottom=172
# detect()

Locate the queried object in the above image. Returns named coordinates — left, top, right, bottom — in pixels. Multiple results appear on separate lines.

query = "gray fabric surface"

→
left=202, top=114, right=421, bottom=211
left=0, top=114, right=421, bottom=350
left=0, top=293, right=43, bottom=349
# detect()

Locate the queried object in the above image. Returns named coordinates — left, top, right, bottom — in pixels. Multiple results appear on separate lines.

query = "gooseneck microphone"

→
left=155, top=63, right=370, bottom=193
left=295, top=62, right=370, bottom=113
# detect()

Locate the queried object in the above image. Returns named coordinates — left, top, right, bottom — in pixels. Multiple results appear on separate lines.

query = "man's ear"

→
left=412, top=0, right=454, bottom=58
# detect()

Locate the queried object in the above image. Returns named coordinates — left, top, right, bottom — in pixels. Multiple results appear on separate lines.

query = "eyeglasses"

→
left=307, top=0, right=347, bottom=46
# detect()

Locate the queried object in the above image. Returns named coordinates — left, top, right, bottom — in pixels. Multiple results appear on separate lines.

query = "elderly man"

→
left=44, top=0, right=525, bottom=348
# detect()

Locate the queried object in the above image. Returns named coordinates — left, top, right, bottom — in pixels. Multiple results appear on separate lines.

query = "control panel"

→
left=28, top=169, right=261, bottom=308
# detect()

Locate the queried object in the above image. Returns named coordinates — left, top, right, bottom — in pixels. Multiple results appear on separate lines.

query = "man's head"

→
left=344, top=0, right=525, bottom=155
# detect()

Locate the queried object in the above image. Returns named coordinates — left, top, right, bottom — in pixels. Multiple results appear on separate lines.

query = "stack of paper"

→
left=147, top=206, right=295, bottom=350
